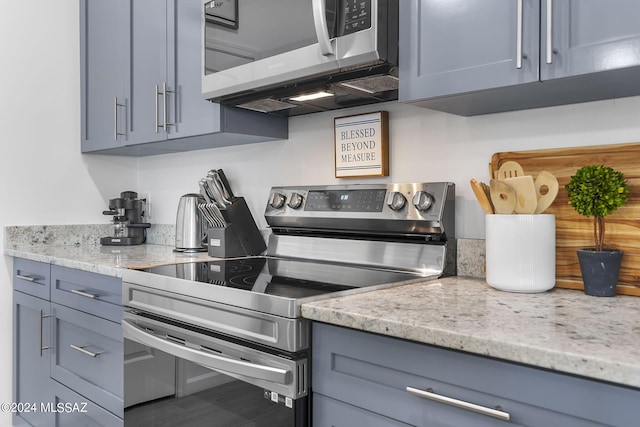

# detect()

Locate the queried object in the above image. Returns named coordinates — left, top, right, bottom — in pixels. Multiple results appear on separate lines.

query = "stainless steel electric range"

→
left=121, top=182, right=455, bottom=427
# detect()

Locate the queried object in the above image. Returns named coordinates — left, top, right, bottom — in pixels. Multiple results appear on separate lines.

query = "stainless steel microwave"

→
left=201, top=0, right=399, bottom=116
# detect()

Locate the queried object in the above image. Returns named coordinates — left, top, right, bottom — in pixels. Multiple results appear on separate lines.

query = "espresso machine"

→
left=101, top=191, right=151, bottom=246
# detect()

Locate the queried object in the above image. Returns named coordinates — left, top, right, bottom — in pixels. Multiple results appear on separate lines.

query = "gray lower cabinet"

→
left=13, top=290, right=54, bottom=427
left=400, top=0, right=640, bottom=116
left=312, top=322, right=640, bottom=426
left=80, top=0, right=287, bottom=156
left=13, top=258, right=124, bottom=426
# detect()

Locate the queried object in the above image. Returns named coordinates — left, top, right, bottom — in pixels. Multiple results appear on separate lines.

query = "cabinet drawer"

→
left=51, top=303, right=123, bottom=418
left=51, top=265, right=122, bottom=323
left=313, top=323, right=640, bottom=426
left=14, top=258, right=50, bottom=299
left=52, top=381, right=123, bottom=427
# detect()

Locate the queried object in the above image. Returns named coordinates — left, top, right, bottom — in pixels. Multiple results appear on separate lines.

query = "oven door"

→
left=123, top=311, right=309, bottom=426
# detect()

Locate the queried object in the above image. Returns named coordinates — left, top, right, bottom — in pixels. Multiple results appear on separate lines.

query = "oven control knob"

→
left=386, top=191, right=407, bottom=211
left=413, top=191, right=434, bottom=212
left=287, top=192, right=304, bottom=209
left=269, top=192, right=287, bottom=209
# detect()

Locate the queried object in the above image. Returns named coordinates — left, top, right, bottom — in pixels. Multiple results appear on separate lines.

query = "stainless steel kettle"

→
left=175, top=193, right=207, bottom=252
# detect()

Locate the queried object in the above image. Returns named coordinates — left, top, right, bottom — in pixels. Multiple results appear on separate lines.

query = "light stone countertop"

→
left=301, top=276, right=640, bottom=389
left=7, top=235, right=640, bottom=389
left=4, top=243, right=218, bottom=277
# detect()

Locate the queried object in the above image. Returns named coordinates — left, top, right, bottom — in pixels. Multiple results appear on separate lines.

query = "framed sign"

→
left=334, top=111, right=389, bottom=178
left=205, top=0, right=238, bottom=29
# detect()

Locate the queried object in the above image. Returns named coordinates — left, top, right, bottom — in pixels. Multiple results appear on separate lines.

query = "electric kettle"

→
left=174, top=193, right=207, bottom=252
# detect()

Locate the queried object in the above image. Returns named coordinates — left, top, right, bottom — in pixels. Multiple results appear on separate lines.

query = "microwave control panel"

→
left=342, top=0, right=371, bottom=35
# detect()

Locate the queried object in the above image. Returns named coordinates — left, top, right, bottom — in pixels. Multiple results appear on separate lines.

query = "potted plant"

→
left=565, top=165, right=630, bottom=297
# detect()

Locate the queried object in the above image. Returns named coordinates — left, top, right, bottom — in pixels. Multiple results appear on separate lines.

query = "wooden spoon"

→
left=534, top=171, right=559, bottom=214
left=490, top=179, right=517, bottom=214
left=470, top=179, right=494, bottom=214
left=497, top=160, right=525, bottom=180
left=504, top=175, right=537, bottom=214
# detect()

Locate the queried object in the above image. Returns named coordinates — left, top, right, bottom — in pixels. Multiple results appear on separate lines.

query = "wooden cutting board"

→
left=491, top=142, right=640, bottom=296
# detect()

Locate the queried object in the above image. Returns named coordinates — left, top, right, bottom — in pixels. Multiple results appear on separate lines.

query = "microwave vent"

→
left=339, top=75, right=399, bottom=94
left=237, top=99, right=298, bottom=113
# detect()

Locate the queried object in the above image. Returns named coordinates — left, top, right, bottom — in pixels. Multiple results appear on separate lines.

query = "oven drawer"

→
left=14, top=258, right=50, bottom=299
left=51, top=303, right=124, bottom=418
left=52, top=381, right=123, bottom=427
left=312, top=323, right=640, bottom=426
left=51, top=265, right=123, bottom=323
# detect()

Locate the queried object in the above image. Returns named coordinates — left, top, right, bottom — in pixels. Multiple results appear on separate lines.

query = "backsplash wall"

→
left=137, top=97, right=640, bottom=240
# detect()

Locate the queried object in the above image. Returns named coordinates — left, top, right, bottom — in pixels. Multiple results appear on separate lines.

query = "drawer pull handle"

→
left=70, top=289, right=100, bottom=299
left=70, top=344, right=103, bottom=358
left=17, top=274, right=38, bottom=282
left=406, top=386, right=511, bottom=421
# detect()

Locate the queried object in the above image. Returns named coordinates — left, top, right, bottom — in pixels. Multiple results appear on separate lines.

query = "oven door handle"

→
left=122, top=319, right=292, bottom=385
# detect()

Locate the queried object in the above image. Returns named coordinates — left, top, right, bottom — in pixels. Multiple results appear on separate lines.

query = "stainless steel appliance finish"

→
left=122, top=182, right=454, bottom=426
left=202, top=0, right=399, bottom=116
left=174, top=193, right=207, bottom=252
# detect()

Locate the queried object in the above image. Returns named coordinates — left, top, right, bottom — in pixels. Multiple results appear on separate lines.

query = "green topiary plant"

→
left=565, top=165, right=630, bottom=252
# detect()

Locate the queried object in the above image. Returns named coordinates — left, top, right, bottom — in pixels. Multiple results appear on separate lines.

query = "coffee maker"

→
left=100, top=191, right=151, bottom=246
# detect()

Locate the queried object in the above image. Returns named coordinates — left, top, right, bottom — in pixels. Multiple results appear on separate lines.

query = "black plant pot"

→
left=576, top=249, right=623, bottom=297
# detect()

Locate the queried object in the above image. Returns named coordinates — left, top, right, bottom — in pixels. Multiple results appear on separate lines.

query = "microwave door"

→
left=202, top=0, right=339, bottom=100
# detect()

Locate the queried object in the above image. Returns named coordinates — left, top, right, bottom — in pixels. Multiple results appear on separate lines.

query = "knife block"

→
left=206, top=197, right=266, bottom=258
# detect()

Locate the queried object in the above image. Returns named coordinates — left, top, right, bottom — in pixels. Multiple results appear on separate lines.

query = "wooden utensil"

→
left=497, top=160, right=525, bottom=180
left=490, top=179, right=517, bottom=214
left=470, top=179, right=494, bottom=214
left=504, top=175, right=538, bottom=214
left=534, top=171, right=559, bottom=214
left=480, top=181, right=494, bottom=212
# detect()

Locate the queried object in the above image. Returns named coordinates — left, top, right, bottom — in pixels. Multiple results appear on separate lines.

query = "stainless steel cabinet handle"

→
left=312, top=0, right=334, bottom=56
left=123, top=319, right=291, bottom=385
left=546, top=0, right=553, bottom=64
left=70, top=344, right=103, bottom=358
left=516, top=0, right=523, bottom=69
left=16, top=274, right=38, bottom=282
left=39, top=310, right=52, bottom=357
left=156, top=83, right=175, bottom=133
left=114, top=97, right=126, bottom=140
left=406, top=386, right=511, bottom=421
left=70, top=289, right=99, bottom=299
left=162, top=82, right=175, bottom=132
left=155, top=85, right=160, bottom=133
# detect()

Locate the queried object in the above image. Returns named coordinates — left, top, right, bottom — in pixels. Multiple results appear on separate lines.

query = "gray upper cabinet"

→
left=80, top=0, right=130, bottom=152
left=80, top=0, right=287, bottom=156
left=400, top=0, right=640, bottom=116
left=400, top=0, right=540, bottom=100
left=541, top=0, right=640, bottom=79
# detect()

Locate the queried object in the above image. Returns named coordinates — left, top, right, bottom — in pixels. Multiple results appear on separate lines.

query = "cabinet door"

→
left=13, top=291, right=54, bottom=427
left=542, top=0, right=640, bottom=80
left=169, top=0, right=221, bottom=139
left=80, top=0, right=130, bottom=152
left=399, top=0, right=540, bottom=101
left=128, top=0, right=169, bottom=145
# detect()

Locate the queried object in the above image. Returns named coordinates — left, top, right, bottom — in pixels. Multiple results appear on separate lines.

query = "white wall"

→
left=138, top=96, right=640, bottom=240
left=2, top=1, right=640, bottom=426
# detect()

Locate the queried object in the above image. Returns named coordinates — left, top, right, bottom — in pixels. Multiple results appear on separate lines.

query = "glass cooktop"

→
left=140, top=256, right=423, bottom=300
